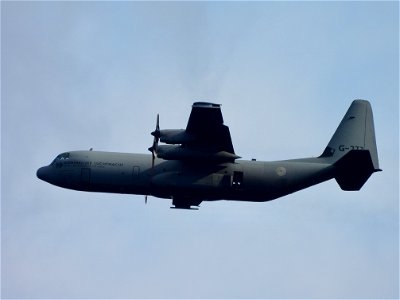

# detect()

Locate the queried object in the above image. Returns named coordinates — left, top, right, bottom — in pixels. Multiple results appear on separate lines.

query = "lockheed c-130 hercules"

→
left=37, top=100, right=381, bottom=209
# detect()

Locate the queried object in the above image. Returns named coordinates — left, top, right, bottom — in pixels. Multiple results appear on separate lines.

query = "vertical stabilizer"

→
left=320, top=100, right=381, bottom=190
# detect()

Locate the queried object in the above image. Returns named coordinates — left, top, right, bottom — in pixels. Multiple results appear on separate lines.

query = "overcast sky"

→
left=2, top=1, right=398, bottom=299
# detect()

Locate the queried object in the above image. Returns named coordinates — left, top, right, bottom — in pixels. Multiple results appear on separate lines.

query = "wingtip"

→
left=193, top=102, right=221, bottom=108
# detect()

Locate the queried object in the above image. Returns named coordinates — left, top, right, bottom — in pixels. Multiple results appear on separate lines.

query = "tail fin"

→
left=320, top=100, right=381, bottom=190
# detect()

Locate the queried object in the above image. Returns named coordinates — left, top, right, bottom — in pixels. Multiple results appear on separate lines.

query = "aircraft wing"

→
left=155, top=102, right=239, bottom=162
left=185, top=102, right=235, bottom=154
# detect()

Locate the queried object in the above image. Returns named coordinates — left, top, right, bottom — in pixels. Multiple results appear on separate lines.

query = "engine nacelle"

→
left=158, top=129, right=194, bottom=145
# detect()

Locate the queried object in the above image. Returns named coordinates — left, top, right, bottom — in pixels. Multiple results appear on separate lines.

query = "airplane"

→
left=37, top=100, right=381, bottom=209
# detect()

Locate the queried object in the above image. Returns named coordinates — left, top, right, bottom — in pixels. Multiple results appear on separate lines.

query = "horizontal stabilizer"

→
left=334, top=150, right=381, bottom=191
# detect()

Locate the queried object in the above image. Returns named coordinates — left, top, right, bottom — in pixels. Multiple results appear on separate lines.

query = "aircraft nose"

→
left=37, top=166, right=49, bottom=181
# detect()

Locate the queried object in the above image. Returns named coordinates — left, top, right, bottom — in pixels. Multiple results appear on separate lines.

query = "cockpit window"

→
left=58, top=152, right=70, bottom=160
left=50, top=152, right=70, bottom=166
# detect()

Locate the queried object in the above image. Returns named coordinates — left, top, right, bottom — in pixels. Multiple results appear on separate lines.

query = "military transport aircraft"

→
left=37, top=100, right=381, bottom=209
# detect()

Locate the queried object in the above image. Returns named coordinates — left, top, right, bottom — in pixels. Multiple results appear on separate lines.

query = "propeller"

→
left=148, top=114, right=160, bottom=169
left=146, top=114, right=160, bottom=205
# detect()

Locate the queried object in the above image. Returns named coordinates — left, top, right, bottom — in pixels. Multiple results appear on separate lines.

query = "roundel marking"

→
left=276, top=166, right=287, bottom=177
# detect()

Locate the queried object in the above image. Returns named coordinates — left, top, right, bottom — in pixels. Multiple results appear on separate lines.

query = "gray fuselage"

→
left=37, top=150, right=335, bottom=203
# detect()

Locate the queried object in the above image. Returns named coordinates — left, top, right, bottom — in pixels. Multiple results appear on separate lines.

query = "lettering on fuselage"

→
left=91, top=161, right=123, bottom=168
left=63, top=161, right=91, bottom=167
left=58, top=160, right=124, bottom=168
left=338, top=145, right=364, bottom=151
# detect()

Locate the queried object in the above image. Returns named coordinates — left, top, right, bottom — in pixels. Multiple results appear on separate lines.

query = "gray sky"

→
left=2, top=1, right=398, bottom=299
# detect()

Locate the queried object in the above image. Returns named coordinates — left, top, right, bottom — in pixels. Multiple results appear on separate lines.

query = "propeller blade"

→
left=151, top=114, right=160, bottom=137
left=156, top=113, right=160, bottom=132
left=149, top=114, right=160, bottom=169
left=151, top=148, right=155, bottom=169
